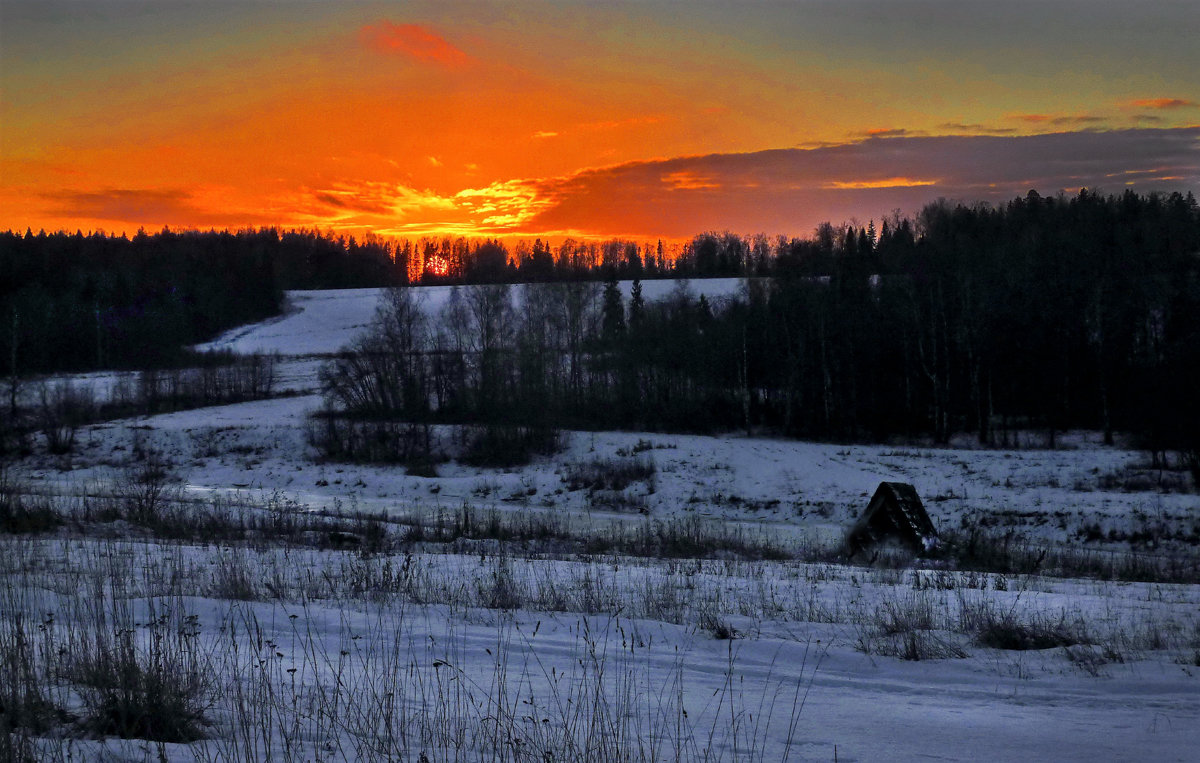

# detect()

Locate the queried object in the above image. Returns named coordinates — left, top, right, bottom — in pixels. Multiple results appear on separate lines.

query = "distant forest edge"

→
left=2, top=189, right=1199, bottom=463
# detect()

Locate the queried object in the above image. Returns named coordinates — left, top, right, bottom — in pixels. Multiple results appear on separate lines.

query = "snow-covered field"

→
left=4, top=283, right=1199, bottom=761
left=28, top=392, right=1198, bottom=553
left=198, top=279, right=748, bottom=358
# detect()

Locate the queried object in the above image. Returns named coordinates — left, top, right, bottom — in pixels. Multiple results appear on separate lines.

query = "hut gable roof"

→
left=847, top=482, right=939, bottom=554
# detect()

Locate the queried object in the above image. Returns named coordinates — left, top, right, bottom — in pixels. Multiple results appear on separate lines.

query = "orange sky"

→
left=2, top=1, right=1198, bottom=240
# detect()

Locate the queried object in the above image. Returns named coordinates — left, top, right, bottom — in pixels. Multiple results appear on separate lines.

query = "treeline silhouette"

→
left=0, top=226, right=686, bottom=375
left=315, top=190, right=1200, bottom=477
left=5, top=189, right=1199, bottom=474
left=0, top=227, right=404, bottom=374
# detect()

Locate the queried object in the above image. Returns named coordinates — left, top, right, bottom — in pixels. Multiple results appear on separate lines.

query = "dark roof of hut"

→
left=847, top=482, right=939, bottom=554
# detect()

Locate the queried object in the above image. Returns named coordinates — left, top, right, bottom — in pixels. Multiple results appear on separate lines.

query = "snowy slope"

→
left=198, top=278, right=749, bottom=357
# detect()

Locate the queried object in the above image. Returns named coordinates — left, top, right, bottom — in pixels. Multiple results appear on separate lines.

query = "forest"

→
left=314, top=190, right=1200, bottom=475
left=3, top=190, right=1198, bottom=473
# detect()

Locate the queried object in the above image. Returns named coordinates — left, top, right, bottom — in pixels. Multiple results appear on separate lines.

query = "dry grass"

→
left=2, top=481, right=1197, bottom=758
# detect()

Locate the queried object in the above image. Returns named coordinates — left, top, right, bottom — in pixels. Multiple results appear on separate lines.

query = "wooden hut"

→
left=846, top=482, right=939, bottom=556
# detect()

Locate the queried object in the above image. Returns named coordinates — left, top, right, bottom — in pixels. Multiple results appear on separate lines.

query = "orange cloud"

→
left=42, top=189, right=197, bottom=222
left=516, top=127, right=1200, bottom=238
left=1008, top=113, right=1106, bottom=126
left=1128, top=98, right=1197, bottom=110
left=359, top=22, right=472, bottom=69
left=305, top=181, right=456, bottom=220
left=825, top=178, right=938, bottom=190
left=454, top=180, right=552, bottom=228
left=19, top=128, right=1200, bottom=242
left=38, top=188, right=279, bottom=228
left=937, top=122, right=1017, bottom=135
left=662, top=171, right=721, bottom=191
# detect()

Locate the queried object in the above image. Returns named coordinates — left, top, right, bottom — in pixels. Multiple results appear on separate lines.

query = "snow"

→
left=45, top=405, right=1194, bottom=553
left=10, top=540, right=1199, bottom=762
left=197, top=278, right=749, bottom=357
left=7, top=283, right=1200, bottom=761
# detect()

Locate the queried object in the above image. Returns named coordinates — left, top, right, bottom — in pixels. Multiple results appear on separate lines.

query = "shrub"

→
left=135, top=353, right=278, bottom=414
left=207, top=548, right=264, bottom=601
left=974, top=613, right=1086, bottom=651
left=71, top=607, right=213, bottom=742
left=0, top=466, right=62, bottom=534
left=480, top=554, right=522, bottom=610
left=959, top=598, right=1089, bottom=651
left=855, top=594, right=967, bottom=661
left=37, top=381, right=94, bottom=455
left=116, top=447, right=178, bottom=526
left=563, top=456, right=656, bottom=492
left=461, top=423, right=561, bottom=468
left=934, top=527, right=1200, bottom=584
left=0, top=612, right=69, bottom=743
left=307, top=415, right=443, bottom=468
left=699, top=610, right=740, bottom=640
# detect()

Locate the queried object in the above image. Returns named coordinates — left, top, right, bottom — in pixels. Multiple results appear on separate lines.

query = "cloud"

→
left=453, top=180, right=552, bottom=228
left=311, top=127, right=1198, bottom=239
left=825, top=178, right=938, bottom=190
left=862, top=128, right=915, bottom=138
left=662, top=171, right=721, bottom=191
left=1008, top=113, right=1107, bottom=127
left=312, top=192, right=391, bottom=216
left=1127, top=98, right=1198, bottom=110
left=42, top=189, right=193, bottom=221
left=40, top=188, right=276, bottom=228
left=937, top=122, right=1018, bottom=135
left=305, top=181, right=456, bottom=221
left=41, top=129, right=1199, bottom=240
left=359, top=21, right=471, bottom=69
left=511, top=127, right=1200, bottom=237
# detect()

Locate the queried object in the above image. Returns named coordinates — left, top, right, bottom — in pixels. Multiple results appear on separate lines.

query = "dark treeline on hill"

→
left=4, top=189, right=1199, bottom=473
left=0, top=225, right=680, bottom=375
left=316, top=189, right=1200, bottom=477
left=0, top=227, right=404, bottom=373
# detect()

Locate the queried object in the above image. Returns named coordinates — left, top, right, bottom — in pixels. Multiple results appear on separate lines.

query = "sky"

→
left=2, top=0, right=1198, bottom=240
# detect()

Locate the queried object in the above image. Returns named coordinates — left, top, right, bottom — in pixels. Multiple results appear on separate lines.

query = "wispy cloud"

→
left=661, top=171, right=721, bottom=191
left=453, top=179, right=553, bottom=229
left=1127, top=98, right=1198, bottom=110
left=305, top=181, right=456, bottom=221
left=861, top=128, right=918, bottom=139
left=1008, top=113, right=1107, bottom=127
left=40, top=188, right=276, bottom=227
left=824, top=178, right=938, bottom=190
left=937, top=122, right=1017, bottom=135
left=359, top=22, right=472, bottom=69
